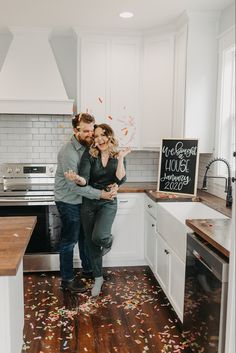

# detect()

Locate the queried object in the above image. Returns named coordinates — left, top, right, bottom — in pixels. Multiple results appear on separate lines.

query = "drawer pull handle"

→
left=164, top=249, right=169, bottom=255
left=148, top=204, right=153, bottom=208
left=119, top=200, right=129, bottom=203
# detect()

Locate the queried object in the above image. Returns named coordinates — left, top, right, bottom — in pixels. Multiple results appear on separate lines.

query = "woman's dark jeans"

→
left=56, top=201, right=91, bottom=281
left=81, top=198, right=117, bottom=278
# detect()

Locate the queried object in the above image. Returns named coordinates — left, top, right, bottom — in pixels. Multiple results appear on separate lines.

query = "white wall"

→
left=0, top=31, right=12, bottom=71
left=218, top=3, right=235, bottom=34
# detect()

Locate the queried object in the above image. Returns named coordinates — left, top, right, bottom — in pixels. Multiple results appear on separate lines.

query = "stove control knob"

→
left=49, top=166, right=54, bottom=174
left=15, top=168, right=21, bottom=174
left=7, top=167, right=13, bottom=174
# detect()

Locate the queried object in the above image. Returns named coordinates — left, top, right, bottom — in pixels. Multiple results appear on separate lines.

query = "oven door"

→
left=0, top=204, right=61, bottom=271
left=183, top=233, right=229, bottom=353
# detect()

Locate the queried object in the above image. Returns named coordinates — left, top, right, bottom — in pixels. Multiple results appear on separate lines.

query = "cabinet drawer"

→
left=144, top=195, right=156, bottom=218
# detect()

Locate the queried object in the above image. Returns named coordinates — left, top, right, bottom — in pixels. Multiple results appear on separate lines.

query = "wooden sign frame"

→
left=157, top=138, right=199, bottom=196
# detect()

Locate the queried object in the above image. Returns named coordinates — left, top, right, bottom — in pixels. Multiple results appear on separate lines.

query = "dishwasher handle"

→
left=187, top=233, right=229, bottom=282
left=193, top=249, right=213, bottom=273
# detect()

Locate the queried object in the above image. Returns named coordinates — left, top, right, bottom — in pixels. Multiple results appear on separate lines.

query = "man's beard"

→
left=79, top=137, right=93, bottom=147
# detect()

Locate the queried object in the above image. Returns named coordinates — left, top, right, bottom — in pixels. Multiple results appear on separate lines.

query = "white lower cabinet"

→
left=144, top=195, right=186, bottom=322
left=155, top=231, right=185, bottom=322
left=155, top=232, right=169, bottom=293
left=104, top=193, right=145, bottom=266
left=168, top=249, right=185, bottom=322
left=144, top=211, right=157, bottom=272
left=74, top=193, right=145, bottom=268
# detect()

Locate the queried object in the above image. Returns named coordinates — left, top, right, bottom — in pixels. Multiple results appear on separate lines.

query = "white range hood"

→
left=0, top=28, right=74, bottom=115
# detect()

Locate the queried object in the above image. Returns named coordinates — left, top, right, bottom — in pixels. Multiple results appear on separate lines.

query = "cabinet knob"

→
left=148, top=204, right=153, bottom=208
left=164, top=249, right=169, bottom=255
left=152, top=224, right=155, bottom=227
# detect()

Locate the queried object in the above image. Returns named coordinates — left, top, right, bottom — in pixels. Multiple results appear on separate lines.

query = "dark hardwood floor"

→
left=22, top=266, right=190, bottom=353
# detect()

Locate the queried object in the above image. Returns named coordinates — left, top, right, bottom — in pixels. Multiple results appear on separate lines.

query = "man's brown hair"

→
left=72, top=113, right=95, bottom=129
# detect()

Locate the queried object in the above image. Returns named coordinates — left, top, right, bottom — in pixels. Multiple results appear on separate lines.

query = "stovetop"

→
left=0, top=163, right=56, bottom=202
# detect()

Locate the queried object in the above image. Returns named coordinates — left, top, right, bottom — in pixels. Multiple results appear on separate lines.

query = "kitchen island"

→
left=0, top=216, right=36, bottom=353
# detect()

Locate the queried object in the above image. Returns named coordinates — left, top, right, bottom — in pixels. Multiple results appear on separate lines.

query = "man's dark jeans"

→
left=56, top=201, right=91, bottom=281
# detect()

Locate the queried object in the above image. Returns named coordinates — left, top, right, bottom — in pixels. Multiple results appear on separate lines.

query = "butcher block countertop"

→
left=186, top=218, right=231, bottom=258
left=119, top=182, right=157, bottom=193
left=0, top=216, right=36, bottom=276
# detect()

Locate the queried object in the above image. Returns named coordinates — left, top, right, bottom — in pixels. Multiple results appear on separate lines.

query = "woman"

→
left=65, top=123, right=130, bottom=296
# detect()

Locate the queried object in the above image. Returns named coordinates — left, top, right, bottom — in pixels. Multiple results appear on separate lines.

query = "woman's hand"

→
left=118, top=147, right=131, bottom=159
left=64, top=170, right=86, bottom=186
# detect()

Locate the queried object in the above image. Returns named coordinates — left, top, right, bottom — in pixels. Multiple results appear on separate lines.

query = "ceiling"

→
left=0, top=0, right=233, bottom=31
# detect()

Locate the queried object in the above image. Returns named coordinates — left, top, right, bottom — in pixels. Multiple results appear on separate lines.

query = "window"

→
left=216, top=30, right=235, bottom=178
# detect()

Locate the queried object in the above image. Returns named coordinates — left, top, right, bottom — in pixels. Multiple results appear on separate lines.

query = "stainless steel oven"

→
left=0, top=163, right=61, bottom=272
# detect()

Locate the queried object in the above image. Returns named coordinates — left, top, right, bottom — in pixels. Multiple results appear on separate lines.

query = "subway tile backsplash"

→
left=0, top=114, right=159, bottom=182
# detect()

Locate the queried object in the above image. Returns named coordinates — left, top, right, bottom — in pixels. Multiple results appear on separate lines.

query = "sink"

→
left=158, top=202, right=228, bottom=225
left=156, top=202, right=228, bottom=262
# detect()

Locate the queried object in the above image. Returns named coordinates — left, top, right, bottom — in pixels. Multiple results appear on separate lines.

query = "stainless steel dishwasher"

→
left=183, top=233, right=229, bottom=353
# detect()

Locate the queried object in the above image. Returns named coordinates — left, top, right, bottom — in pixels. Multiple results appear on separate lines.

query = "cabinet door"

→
left=80, top=37, right=140, bottom=148
left=80, top=37, right=109, bottom=122
left=141, top=36, right=174, bottom=149
left=169, top=252, right=185, bottom=322
left=144, top=211, right=157, bottom=272
left=156, top=232, right=169, bottom=293
left=104, top=194, right=144, bottom=266
left=172, top=25, right=187, bottom=138
left=110, top=39, right=140, bottom=148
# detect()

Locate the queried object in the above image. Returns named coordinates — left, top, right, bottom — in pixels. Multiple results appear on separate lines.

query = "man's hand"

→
left=100, top=189, right=117, bottom=200
left=108, top=183, right=119, bottom=192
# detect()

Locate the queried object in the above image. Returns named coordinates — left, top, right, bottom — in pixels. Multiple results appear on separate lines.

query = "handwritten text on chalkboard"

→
left=158, top=139, right=198, bottom=195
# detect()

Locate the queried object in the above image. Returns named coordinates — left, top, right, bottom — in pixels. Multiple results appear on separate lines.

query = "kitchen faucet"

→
left=202, top=157, right=233, bottom=208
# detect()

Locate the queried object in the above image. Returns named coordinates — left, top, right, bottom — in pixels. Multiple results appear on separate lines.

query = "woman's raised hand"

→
left=118, top=147, right=131, bottom=159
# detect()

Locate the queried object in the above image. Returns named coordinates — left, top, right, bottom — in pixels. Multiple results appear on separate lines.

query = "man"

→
left=54, top=113, right=115, bottom=293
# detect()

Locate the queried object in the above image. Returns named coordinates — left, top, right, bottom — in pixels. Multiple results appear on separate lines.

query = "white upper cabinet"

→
left=80, top=38, right=109, bottom=123
left=141, top=35, right=175, bottom=149
left=172, top=13, right=219, bottom=153
left=79, top=36, right=141, bottom=148
left=79, top=13, right=219, bottom=151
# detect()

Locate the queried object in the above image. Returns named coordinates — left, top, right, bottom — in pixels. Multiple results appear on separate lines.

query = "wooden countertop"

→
left=145, top=189, right=199, bottom=202
left=0, top=216, right=36, bottom=276
left=118, top=182, right=157, bottom=193
left=186, top=218, right=231, bottom=258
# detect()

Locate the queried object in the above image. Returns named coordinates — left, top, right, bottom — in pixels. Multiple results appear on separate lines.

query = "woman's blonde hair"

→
left=89, top=123, right=119, bottom=158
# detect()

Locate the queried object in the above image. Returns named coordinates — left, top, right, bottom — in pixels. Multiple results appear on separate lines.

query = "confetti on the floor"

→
left=23, top=267, right=190, bottom=353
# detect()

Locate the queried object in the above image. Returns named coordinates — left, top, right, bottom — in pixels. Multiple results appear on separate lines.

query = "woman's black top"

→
left=79, top=149, right=127, bottom=190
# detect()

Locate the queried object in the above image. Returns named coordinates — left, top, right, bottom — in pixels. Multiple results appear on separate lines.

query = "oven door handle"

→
left=0, top=198, right=54, bottom=203
left=192, top=249, right=213, bottom=273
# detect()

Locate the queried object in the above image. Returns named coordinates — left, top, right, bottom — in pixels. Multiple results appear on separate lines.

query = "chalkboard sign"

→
left=157, top=139, right=199, bottom=196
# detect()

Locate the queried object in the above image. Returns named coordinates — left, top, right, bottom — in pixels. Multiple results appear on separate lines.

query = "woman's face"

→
left=94, top=127, right=109, bottom=151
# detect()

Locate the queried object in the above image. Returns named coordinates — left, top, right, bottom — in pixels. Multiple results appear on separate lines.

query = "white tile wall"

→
left=0, top=114, right=159, bottom=182
left=198, top=153, right=227, bottom=199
